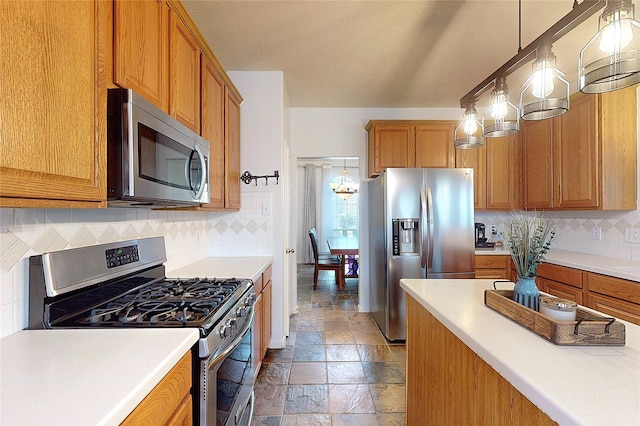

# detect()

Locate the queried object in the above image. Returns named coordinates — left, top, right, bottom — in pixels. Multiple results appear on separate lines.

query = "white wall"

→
left=227, top=71, right=288, bottom=347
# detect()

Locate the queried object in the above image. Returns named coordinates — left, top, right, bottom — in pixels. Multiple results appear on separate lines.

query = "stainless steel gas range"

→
left=28, top=236, right=255, bottom=426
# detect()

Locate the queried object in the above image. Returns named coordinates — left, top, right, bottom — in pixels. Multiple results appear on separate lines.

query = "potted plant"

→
left=503, top=211, right=557, bottom=310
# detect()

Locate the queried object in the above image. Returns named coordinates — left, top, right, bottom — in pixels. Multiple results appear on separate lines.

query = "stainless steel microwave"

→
left=107, top=88, right=210, bottom=207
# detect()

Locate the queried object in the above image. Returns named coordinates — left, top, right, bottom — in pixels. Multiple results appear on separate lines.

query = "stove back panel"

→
left=31, top=237, right=167, bottom=298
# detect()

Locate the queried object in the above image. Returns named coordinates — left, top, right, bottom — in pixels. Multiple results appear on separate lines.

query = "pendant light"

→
left=454, top=104, right=483, bottom=149
left=520, top=45, right=570, bottom=120
left=329, top=160, right=359, bottom=199
left=482, top=77, right=519, bottom=138
left=579, top=0, right=640, bottom=93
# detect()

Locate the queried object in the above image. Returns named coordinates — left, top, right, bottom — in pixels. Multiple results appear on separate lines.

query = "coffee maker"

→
left=475, top=222, right=494, bottom=248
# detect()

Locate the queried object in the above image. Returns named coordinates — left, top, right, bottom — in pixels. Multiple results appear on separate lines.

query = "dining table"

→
left=326, top=237, right=359, bottom=280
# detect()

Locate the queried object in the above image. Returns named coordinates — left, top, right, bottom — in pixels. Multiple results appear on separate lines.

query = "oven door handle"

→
left=208, top=308, right=254, bottom=370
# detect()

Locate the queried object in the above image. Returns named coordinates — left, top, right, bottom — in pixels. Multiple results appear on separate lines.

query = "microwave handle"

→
left=186, top=144, right=207, bottom=201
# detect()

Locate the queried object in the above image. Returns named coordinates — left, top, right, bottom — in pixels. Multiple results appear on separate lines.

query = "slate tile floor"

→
left=251, top=265, right=406, bottom=425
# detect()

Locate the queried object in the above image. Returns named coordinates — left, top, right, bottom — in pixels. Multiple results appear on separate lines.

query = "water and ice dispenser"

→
left=392, top=219, right=419, bottom=255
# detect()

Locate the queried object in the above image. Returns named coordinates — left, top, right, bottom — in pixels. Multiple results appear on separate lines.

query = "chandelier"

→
left=329, top=160, right=359, bottom=199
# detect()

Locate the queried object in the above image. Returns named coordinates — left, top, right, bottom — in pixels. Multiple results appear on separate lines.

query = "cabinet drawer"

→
left=476, top=255, right=509, bottom=269
left=587, top=273, right=640, bottom=304
left=539, top=278, right=583, bottom=304
left=587, top=293, right=640, bottom=325
left=253, top=274, right=264, bottom=294
left=262, top=264, right=272, bottom=286
left=536, top=263, right=583, bottom=288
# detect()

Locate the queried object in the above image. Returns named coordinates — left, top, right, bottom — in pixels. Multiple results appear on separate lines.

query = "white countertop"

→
left=400, top=278, right=640, bottom=426
left=0, top=328, right=199, bottom=425
left=168, top=256, right=273, bottom=283
left=475, top=247, right=639, bottom=282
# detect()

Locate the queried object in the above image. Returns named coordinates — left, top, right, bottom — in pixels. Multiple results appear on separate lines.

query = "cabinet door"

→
left=556, top=94, right=600, bottom=209
left=113, top=0, right=168, bottom=111
left=0, top=0, right=107, bottom=207
left=521, top=119, right=555, bottom=209
left=169, top=10, right=200, bottom=133
left=486, top=135, right=519, bottom=210
left=200, top=58, right=226, bottom=209
left=456, top=144, right=486, bottom=210
left=225, top=89, right=242, bottom=210
left=252, top=292, right=264, bottom=378
left=368, top=125, right=414, bottom=176
left=262, top=280, right=273, bottom=358
left=166, top=395, right=193, bottom=426
left=415, top=123, right=455, bottom=168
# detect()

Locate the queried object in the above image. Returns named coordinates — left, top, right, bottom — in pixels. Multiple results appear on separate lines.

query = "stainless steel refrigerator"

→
left=368, top=168, right=475, bottom=341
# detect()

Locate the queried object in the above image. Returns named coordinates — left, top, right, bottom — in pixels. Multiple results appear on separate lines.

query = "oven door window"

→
left=138, top=123, right=203, bottom=191
left=216, top=329, right=253, bottom=425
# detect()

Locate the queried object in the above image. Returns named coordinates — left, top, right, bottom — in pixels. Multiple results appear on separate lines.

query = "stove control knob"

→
left=236, top=306, right=247, bottom=317
left=227, top=318, right=238, bottom=330
left=244, top=294, right=256, bottom=307
left=218, top=324, right=231, bottom=338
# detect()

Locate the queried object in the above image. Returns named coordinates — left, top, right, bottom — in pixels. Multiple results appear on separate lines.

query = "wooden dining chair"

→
left=308, top=228, right=344, bottom=290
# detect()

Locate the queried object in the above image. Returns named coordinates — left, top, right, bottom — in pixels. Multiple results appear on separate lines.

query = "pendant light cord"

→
left=518, top=0, right=522, bottom=52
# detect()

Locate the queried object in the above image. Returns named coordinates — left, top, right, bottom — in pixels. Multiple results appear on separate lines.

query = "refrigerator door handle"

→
left=426, top=187, right=434, bottom=270
left=420, top=187, right=428, bottom=269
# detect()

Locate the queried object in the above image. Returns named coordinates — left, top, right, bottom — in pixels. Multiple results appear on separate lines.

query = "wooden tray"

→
left=484, top=289, right=625, bottom=346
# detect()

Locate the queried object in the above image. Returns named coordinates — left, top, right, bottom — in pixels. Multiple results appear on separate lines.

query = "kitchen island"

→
left=400, top=278, right=640, bottom=425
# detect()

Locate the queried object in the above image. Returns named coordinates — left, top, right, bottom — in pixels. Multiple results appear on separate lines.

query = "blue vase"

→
left=513, top=276, right=539, bottom=311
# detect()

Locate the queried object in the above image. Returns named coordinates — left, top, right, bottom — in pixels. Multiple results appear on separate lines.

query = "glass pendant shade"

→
left=329, top=162, right=359, bottom=199
left=579, top=0, right=640, bottom=93
left=520, top=45, right=570, bottom=120
left=454, top=105, right=484, bottom=149
left=482, top=77, right=519, bottom=137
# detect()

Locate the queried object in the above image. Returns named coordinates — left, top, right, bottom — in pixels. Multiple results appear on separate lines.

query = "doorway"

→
left=295, top=157, right=360, bottom=285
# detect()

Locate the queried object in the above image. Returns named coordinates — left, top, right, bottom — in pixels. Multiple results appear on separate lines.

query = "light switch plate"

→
left=591, top=226, right=602, bottom=241
left=262, top=201, right=271, bottom=216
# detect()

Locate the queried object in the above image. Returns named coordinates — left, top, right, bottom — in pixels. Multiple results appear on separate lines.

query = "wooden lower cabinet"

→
left=534, top=263, right=639, bottom=326
left=121, top=351, right=192, bottom=426
left=252, top=264, right=273, bottom=378
left=586, top=272, right=640, bottom=325
left=475, top=254, right=509, bottom=279
left=406, top=296, right=556, bottom=425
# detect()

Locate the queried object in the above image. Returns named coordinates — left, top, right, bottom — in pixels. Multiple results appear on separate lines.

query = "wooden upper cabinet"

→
left=169, top=10, right=201, bottom=133
left=521, top=88, right=637, bottom=211
left=556, top=93, right=599, bottom=209
left=113, top=0, right=168, bottom=111
left=521, top=118, right=556, bottom=209
left=556, top=88, right=636, bottom=210
left=225, top=89, right=242, bottom=210
left=455, top=144, right=486, bottom=210
left=415, top=123, right=455, bottom=168
left=486, top=135, right=519, bottom=210
left=366, top=121, right=456, bottom=177
left=366, top=123, right=414, bottom=177
left=0, top=0, right=108, bottom=208
left=200, top=58, right=226, bottom=209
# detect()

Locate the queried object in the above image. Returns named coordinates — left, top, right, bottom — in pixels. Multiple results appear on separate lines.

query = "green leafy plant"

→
left=503, top=211, right=557, bottom=279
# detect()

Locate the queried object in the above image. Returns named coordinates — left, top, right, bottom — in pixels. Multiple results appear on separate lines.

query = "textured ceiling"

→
left=183, top=0, right=602, bottom=108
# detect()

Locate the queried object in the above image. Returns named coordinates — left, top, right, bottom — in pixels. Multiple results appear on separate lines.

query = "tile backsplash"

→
left=0, top=191, right=273, bottom=338
left=475, top=210, right=640, bottom=261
